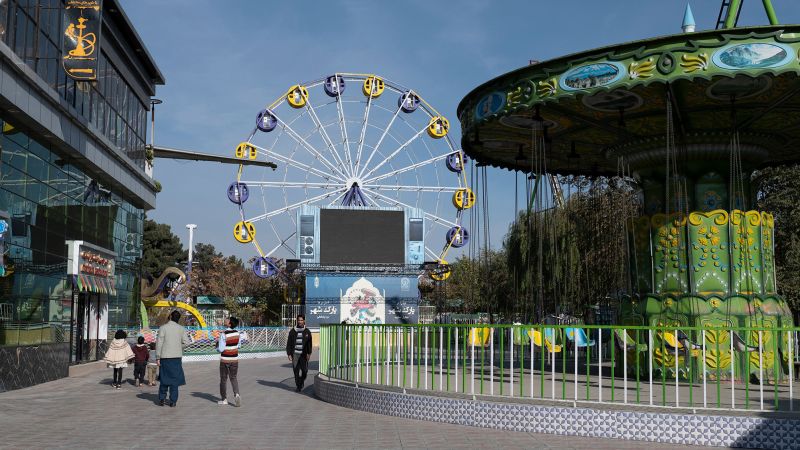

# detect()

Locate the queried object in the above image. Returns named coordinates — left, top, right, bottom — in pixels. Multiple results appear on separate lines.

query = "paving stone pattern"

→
left=0, top=356, right=697, bottom=449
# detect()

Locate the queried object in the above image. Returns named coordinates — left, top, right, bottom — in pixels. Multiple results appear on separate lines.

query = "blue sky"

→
left=120, top=0, right=800, bottom=262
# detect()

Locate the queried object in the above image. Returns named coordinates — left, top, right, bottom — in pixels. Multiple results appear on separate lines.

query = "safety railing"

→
left=319, top=324, right=800, bottom=413
left=123, top=327, right=289, bottom=356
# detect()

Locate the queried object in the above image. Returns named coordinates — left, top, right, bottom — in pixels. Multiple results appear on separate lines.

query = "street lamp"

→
left=186, top=224, right=197, bottom=276
left=149, top=98, right=163, bottom=148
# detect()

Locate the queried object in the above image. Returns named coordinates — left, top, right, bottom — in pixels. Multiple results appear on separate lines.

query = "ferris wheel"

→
left=228, top=73, right=473, bottom=279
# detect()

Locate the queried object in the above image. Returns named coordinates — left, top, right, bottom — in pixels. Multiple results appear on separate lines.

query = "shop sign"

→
left=62, top=0, right=103, bottom=81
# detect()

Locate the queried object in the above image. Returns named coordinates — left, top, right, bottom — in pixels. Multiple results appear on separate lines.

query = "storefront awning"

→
left=73, top=275, right=117, bottom=296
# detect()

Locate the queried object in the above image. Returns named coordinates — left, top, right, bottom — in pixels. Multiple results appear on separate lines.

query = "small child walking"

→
left=146, top=342, right=158, bottom=386
left=132, top=336, right=149, bottom=387
left=104, top=330, right=134, bottom=389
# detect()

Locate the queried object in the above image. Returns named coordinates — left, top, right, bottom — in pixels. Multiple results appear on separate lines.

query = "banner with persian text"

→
left=304, top=273, right=419, bottom=327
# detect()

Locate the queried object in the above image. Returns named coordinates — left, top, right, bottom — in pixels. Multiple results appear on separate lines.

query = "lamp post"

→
left=149, top=98, right=163, bottom=148
left=186, top=224, right=197, bottom=277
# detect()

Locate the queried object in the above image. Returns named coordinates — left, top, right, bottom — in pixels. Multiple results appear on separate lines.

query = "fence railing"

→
left=319, top=324, right=800, bottom=413
left=124, top=327, right=288, bottom=356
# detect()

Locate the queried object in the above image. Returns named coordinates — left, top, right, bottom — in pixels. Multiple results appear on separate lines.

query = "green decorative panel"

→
left=694, top=172, right=727, bottom=212
left=744, top=313, right=777, bottom=377
left=649, top=311, right=690, bottom=378
left=730, top=210, right=764, bottom=295
left=699, top=315, right=736, bottom=379
left=688, top=210, right=730, bottom=295
left=652, top=214, right=689, bottom=294
left=761, top=213, right=777, bottom=294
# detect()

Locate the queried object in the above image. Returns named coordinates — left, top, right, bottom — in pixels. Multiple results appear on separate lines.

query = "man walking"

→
left=286, top=314, right=312, bottom=392
left=156, top=310, right=190, bottom=407
left=217, top=316, right=242, bottom=407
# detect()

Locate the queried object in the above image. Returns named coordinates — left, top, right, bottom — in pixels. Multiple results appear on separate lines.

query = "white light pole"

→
left=186, top=224, right=197, bottom=276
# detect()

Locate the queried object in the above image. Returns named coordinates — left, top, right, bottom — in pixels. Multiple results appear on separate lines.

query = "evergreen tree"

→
left=141, top=219, right=187, bottom=278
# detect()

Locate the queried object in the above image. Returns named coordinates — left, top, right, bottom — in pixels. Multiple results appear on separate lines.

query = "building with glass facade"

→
left=0, top=0, right=163, bottom=391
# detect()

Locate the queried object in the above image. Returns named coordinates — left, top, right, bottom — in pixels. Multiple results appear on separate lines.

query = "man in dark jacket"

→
left=286, top=314, right=312, bottom=392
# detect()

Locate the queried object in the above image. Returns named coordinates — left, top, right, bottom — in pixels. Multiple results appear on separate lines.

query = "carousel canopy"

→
left=458, top=25, right=800, bottom=177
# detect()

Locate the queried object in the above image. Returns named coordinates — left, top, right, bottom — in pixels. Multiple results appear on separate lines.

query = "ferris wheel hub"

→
left=345, top=177, right=363, bottom=190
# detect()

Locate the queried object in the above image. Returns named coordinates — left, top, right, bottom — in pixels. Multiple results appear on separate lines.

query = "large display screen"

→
left=319, top=209, right=404, bottom=264
left=305, top=273, right=419, bottom=326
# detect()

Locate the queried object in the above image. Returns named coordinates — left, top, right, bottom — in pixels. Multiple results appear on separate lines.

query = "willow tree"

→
left=505, top=176, right=639, bottom=323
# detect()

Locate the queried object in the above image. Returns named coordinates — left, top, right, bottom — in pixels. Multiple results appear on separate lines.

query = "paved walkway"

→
left=0, top=356, right=704, bottom=449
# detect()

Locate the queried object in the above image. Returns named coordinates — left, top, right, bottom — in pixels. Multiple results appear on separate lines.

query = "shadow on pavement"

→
left=257, top=378, right=296, bottom=392
left=136, top=392, right=160, bottom=405
left=190, top=391, right=220, bottom=403
left=279, top=361, right=318, bottom=370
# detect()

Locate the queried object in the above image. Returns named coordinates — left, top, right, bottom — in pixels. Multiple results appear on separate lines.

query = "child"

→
left=146, top=342, right=158, bottom=386
left=132, top=336, right=149, bottom=387
left=104, top=329, right=134, bottom=389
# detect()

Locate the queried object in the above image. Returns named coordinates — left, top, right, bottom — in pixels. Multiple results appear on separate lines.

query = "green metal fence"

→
left=319, top=323, right=800, bottom=412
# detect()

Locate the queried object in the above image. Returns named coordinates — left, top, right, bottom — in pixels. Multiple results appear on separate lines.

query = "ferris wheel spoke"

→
left=274, top=115, right=348, bottom=179
left=424, top=246, right=441, bottom=261
left=353, top=87, right=376, bottom=175
left=327, top=189, right=349, bottom=206
left=364, top=150, right=455, bottom=185
left=360, top=125, right=427, bottom=180
left=362, top=187, right=459, bottom=228
left=247, top=188, right=347, bottom=222
left=265, top=231, right=297, bottom=257
left=334, top=75, right=355, bottom=174
left=362, top=184, right=460, bottom=193
left=358, top=102, right=404, bottom=178
left=240, top=180, right=342, bottom=189
left=303, top=96, right=351, bottom=177
left=250, top=143, right=344, bottom=182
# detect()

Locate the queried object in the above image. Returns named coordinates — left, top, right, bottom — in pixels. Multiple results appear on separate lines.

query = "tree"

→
left=503, top=176, right=638, bottom=322
left=756, top=165, right=800, bottom=313
left=142, top=219, right=187, bottom=278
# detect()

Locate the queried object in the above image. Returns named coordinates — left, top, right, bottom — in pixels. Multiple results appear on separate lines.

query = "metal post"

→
left=510, top=328, right=514, bottom=397
left=490, top=328, right=494, bottom=396
left=702, top=329, right=707, bottom=409
left=455, top=328, right=458, bottom=393
left=530, top=337, right=534, bottom=398
left=410, top=327, right=414, bottom=388
left=762, top=0, right=779, bottom=25
left=424, top=326, right=428, bottom=390
left=471, top=327, right=475, bottom=395
left=648, top=330, right=653, bottom=406
left=759, top=330, right=764, bottom=411
left=789, top=330, right=794, bottom=412
left=723, top=0, right=743, bottom=28
left=439, top=327, right=443, bottom=391
left=598, top=328, right=603, bottom=403
left=731, top=328, right=735, bottom=409
left=623, top=328, right=628, bottom=404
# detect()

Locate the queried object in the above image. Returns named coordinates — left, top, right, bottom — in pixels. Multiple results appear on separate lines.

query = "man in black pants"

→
left=286, top=314, right=312, bottom=392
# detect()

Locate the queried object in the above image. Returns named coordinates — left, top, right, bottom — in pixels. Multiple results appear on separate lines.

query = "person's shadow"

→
left=258, top=378, right=300, bottom=393
left=136, top=392, right=160, bottom=405
left=190, top=392, right=219, bottom=403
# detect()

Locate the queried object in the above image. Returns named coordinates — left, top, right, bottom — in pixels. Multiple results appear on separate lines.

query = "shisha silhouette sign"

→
left=62, top=0, right=102, bottom=81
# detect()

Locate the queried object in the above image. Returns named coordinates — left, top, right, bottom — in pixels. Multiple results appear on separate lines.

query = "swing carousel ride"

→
left=458, top=1, right=796, bottom=380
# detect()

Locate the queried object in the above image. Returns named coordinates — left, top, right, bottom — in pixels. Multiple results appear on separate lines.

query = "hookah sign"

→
left=62, top=0, right=103, bottom=81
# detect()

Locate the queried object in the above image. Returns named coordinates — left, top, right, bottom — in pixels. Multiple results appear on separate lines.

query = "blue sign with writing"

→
left=305, top=273, right=419, bottom=326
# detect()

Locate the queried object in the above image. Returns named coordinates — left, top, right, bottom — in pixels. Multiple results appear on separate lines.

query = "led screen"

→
left=319, top=209, right=404, bottom=264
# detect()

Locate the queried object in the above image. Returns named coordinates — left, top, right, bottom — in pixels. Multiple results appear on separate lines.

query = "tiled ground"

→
left=0, top=356, right=698, bottom=449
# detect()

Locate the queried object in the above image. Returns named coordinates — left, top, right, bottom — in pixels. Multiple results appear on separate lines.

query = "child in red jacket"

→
left=132, top=336, right=149, bottom=387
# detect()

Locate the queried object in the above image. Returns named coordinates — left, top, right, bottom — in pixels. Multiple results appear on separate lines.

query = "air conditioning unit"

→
left=300, top=215, right=315, bottom=259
